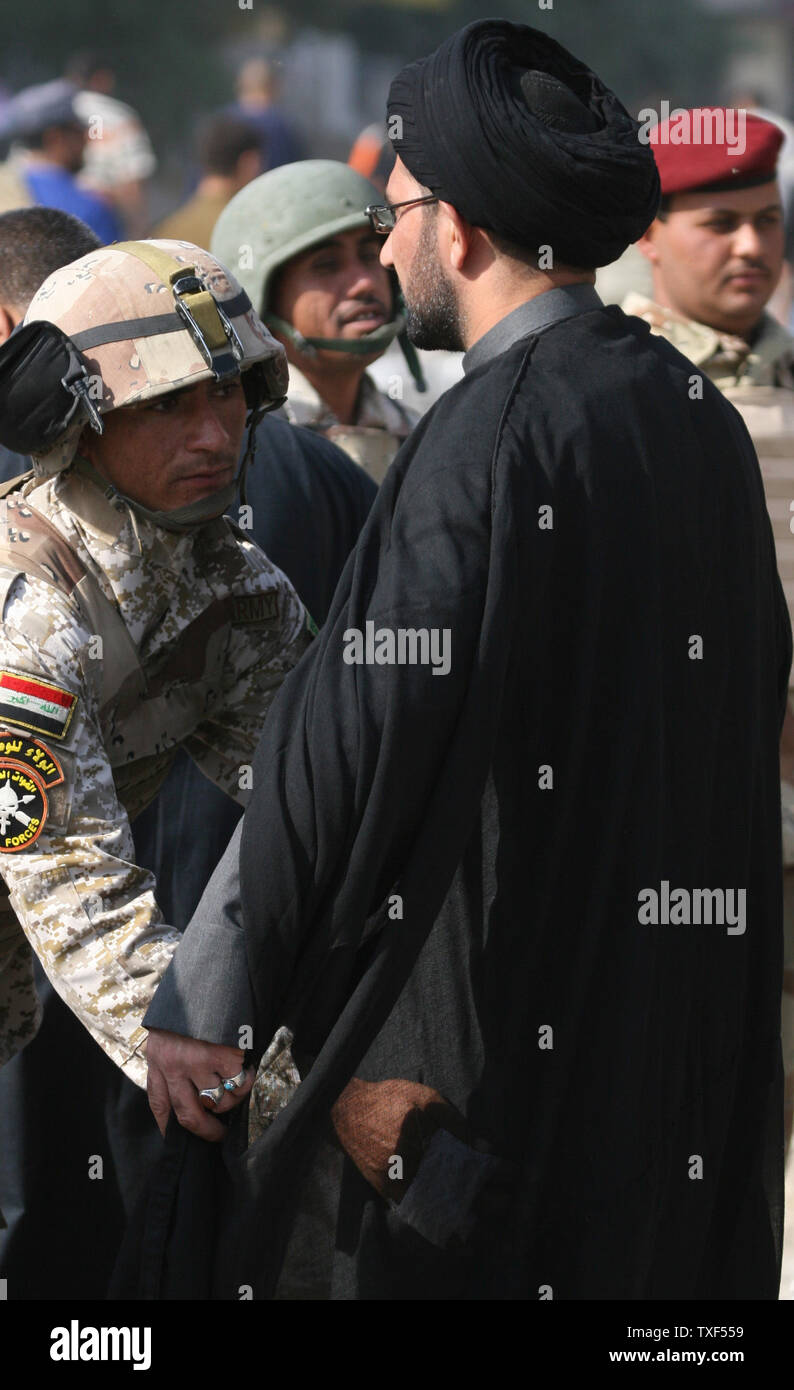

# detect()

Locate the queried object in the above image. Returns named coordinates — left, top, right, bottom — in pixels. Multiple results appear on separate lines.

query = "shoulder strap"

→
left=0, top=495, right=86, bottom=593
left=0, top=497, right=147, bottom=714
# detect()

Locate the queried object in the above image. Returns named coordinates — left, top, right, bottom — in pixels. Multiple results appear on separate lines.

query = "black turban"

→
left=387, top=19, right=660, bottom=268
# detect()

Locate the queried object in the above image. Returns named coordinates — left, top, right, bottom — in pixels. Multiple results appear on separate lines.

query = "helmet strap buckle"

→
left=171, top=272, right=242, bottom=383
left=290, top=328, right=318, bottom=359
left=62, top=367, right=104, bottom=435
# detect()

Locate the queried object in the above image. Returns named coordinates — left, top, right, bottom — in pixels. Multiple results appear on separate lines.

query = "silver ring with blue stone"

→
left=222, top=1068, right=248, bottom=1092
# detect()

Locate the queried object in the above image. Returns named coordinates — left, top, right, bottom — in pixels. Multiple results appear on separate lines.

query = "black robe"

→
left=125, top=304, right=791, bottom=1301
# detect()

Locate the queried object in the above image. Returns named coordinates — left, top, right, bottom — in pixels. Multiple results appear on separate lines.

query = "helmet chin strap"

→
left=265, top=311, right=403, bottom=357
left=119, top=480, right=239, bottom=534
left=264, top=310, right=426, bottom=393
left=72, top=409, right=262, bottom=536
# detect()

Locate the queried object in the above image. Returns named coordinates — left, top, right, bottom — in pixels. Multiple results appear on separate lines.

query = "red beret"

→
left=648, top=108, right=782, bottom=195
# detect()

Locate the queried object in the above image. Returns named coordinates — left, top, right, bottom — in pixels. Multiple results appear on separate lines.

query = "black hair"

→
left=488, top=227, right=596, bottom=274
left=197, top=114, right=262, bottom=178
left=64, top=51, right=112, bottom=87
left=0, top=207, right=100, bottom=309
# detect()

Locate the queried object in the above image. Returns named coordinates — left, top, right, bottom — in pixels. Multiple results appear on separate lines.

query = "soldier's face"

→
left=270, top=227, right=393, bottom=369
left=638, top=181, right=785, bottom=337
left=79, top=377, right=248, bottom=512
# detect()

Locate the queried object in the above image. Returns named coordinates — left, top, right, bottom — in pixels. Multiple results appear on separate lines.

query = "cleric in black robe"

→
left=131, top=20, right=791, bottom=1300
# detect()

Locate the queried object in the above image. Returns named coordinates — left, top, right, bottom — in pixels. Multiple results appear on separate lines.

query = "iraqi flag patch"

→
left=0, top=671, right=77, bottom=740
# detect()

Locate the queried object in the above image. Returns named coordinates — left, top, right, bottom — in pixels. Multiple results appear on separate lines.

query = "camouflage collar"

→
left=279, top=365, right=414, bottom=438
left=30, top=464, right=195, bottom=572
left=623, top=293, right=794, bottom=389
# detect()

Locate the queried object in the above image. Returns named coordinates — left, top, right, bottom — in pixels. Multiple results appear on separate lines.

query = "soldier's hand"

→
left=145, top=1027, right=254, bottom=1142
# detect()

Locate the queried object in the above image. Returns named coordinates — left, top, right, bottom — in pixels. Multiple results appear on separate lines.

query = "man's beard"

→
left=402, top=211, right=466, bottom=352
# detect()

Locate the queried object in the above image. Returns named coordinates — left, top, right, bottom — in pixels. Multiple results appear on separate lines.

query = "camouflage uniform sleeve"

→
left=0, top=573, right=180, bottom=1088
left=183, top=554, right=314, bottom=806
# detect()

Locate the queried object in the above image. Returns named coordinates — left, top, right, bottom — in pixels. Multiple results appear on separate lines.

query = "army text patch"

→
left=0, top=671, right=77, bottom=739
left=231, top=593, right=279, bottom=627
left=0, top=730, right=64, bottom=852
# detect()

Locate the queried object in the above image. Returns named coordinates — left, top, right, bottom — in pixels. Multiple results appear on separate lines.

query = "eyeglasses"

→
left=365, top=195, right=439, bottom=235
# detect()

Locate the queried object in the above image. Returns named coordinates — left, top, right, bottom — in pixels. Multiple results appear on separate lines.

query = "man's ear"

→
left=236, top=148, right=262, bottom=189
left=438, top=201, right=472, bottom=272
left=636, top=222, right=661, bottom=266
left=0, top=305, right=19, bottom=345
left=77, top=424, right=98, bottom=464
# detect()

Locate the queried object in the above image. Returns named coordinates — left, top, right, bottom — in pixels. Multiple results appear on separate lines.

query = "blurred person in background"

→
left=212, top=159, right=420, bottom=484
left=0, top=80, right=121, bottom=243
left=153, top=113, right=262, bottom=249
left=225, top=56, right=301, bottom=174
left=626, top=109, right=794, bottom=1184
left=0, top=129, right=30, bottom=216
left=65, top=52, right=157, bottom=238
left=348, top=122, right=394, bottom=193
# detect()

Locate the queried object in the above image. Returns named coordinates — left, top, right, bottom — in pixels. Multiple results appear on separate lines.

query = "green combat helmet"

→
left=211, top=159, right=425, bottom=390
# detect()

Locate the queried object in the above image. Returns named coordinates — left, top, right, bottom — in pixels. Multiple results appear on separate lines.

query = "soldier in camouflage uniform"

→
left=628, top=110, right=793, bottom=652
left=0, top=239, right=311, bottom=1103
left=211, top=161, right=420, bottom=485
left=628, top=112, right=794, bottom=1209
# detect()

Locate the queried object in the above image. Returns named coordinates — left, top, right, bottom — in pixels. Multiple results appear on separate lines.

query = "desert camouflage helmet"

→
left=22, top=238, right=288, bottom=475
left=210, top=160, right=405, bottom=359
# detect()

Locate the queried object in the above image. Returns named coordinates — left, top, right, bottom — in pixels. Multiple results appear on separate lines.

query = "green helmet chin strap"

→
left=264, top=310, right=402, bottom=357
left=265, top=310, right=427, bottom=393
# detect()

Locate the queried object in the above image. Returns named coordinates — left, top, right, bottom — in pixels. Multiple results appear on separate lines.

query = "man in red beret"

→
left=629, top=108, right=794, bottom=1210
left=632, top=109, right=786, bottom=347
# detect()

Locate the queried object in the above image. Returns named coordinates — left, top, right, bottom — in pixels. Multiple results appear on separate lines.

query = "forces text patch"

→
left=0, top=731, right=64, bottom=852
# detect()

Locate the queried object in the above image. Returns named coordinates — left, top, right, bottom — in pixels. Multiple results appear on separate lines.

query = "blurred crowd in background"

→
left=0, top=0, right=792, bottom=337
